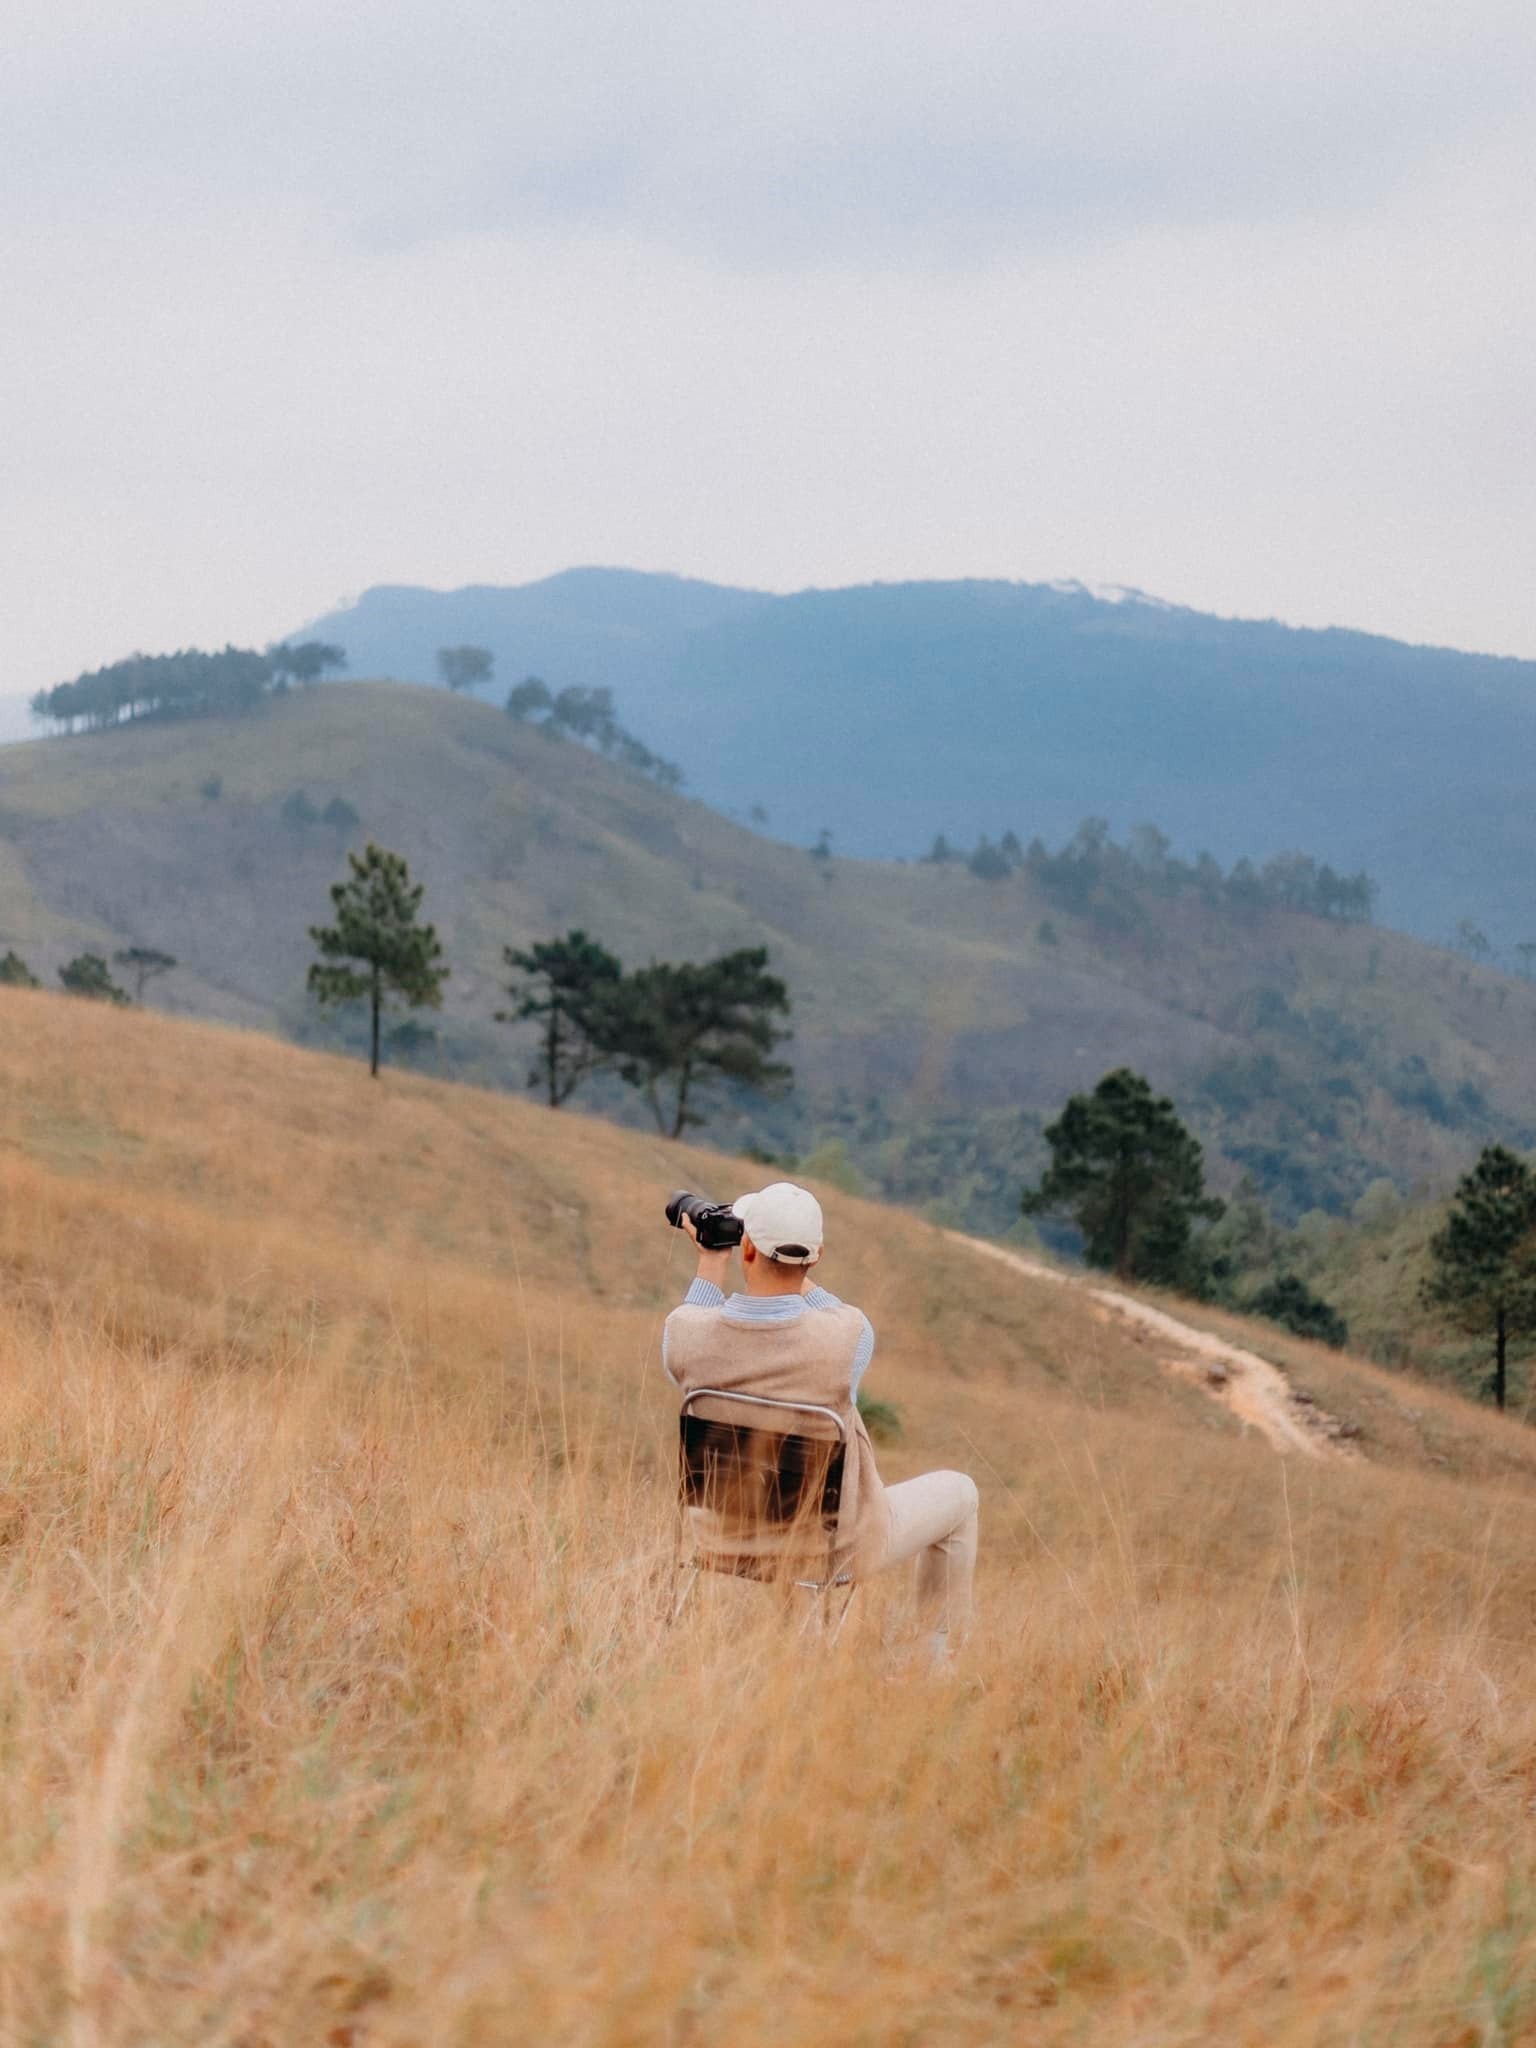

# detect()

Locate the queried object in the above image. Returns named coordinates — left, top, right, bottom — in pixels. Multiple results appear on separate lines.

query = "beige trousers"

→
left=876, top=1470, right=979, bottom=1642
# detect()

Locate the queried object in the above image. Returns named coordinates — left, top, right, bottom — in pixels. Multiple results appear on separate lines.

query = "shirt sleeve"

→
left=661, top=1278, right=727, bottom=1385
left=803, top=1286, right=876, bottom=1402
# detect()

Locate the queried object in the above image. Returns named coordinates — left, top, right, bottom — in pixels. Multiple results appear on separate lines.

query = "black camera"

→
left=665, top=1189, right=745, bottom=1251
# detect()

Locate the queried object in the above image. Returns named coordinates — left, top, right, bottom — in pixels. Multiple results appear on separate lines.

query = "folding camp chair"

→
left=671, top=1387, right=858, bottom=1639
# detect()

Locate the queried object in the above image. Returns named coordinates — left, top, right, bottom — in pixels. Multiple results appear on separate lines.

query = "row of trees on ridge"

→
left=922, top=818, right=1377, bottom=923
left=505, top=680, right=683, bottom=788
left=428, top=643, right=683, bottom=791
left=424, top=646, right=688, bottom=790
left=30, top=642, right=347, bottom=732
left=0, top=946, right=177, bottom=1004
left=31, top=634, right=684, bottom=800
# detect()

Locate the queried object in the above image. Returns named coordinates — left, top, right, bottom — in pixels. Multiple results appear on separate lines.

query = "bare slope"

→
left=7, top=993, right=1536, bottom=2039
left=4, top=683, right=1534, bottom=1221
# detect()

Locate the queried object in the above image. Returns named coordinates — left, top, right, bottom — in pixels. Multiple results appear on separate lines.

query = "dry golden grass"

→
left=4, top=990, right=1536, bottom=2044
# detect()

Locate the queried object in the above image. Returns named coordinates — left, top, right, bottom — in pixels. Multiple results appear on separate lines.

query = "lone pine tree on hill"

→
left=437, top=645, right=494, bottom=692
left=1022, top=1067, right=1224, bottom=1289
left=498, top=931, right=622, bottom=1108
left=269, top=640, right=347, bottom=688
left=308, top=844, right=448, bottom=1078
left=114, top=947, right=177, bottom=1003
left=1421, top=1144, right=1536, bottom=1410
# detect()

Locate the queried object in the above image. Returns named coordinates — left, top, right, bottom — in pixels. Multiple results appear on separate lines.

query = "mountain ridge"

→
left=294, top=568, right=1536, bottom=949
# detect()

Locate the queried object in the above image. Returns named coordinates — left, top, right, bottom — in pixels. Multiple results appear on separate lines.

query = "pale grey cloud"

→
left=2, top=0, right=1535, bottom=701
left=8, top=0, right=1533, bottom=259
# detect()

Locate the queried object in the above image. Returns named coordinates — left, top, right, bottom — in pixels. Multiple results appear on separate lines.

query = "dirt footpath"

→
left=947, top=1233, right=1357, bottom=1459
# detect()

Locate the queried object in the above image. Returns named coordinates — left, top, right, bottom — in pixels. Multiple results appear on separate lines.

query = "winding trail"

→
left=947, top=1233, right=1356, bottom=1459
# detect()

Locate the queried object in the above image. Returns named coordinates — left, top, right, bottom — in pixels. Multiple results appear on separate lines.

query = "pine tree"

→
left=58, top=954, right=130, bottom=1005
left=308, top=844, right=448, bottom=1077
left=1021, top=1068, right=1224, bottom=1287
left=606, top=948, right=792, bottom=1138
left=968, top=837, right=1011, bottom=881
left=321, top=797, right=361, bottom=835
left=1421, top=1144, right=1536, bottom=1410
left=272, top=640, right=347, bottom=686
left=0, top=950, right=39, bottom=988
left=1247, top=1274, right=1349, bottom=1348
left=505, top=676, right=552, bottom=721
left=113, top=947, right=177, bottom=1003
left=436, top=645, right=494, bottom=692
left=498, top=931, right=622, bottom=1107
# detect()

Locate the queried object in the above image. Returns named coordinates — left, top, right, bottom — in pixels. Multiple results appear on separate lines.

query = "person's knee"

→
left=941, top=1470, right=979, bottom=1521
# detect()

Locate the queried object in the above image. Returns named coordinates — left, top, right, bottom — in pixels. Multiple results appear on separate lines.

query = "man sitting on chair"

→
left=663, top=1181, right=979, bottom=1661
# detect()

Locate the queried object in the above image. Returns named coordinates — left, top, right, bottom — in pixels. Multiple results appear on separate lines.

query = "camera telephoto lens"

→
left=664, top=1190, right=744, bottom=1250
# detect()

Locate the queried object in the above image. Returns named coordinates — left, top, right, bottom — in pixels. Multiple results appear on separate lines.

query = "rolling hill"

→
left=297, top=567, right=1536, bottom=949
left=6, top=989, right=1536, bottom=2040
left=2, top=683, right=1534, bottom=1238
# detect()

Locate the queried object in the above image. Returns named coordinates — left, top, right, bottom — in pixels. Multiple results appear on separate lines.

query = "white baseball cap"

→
left=731, top=1181, right=824, bottom=1264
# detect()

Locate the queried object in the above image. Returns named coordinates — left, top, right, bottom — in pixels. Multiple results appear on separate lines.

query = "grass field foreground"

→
left=3, top=992, right=1536, bottom=2043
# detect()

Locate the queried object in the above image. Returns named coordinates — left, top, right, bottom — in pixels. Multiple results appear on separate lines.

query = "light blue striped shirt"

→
left=663, top=1281, right=876, bottom=1402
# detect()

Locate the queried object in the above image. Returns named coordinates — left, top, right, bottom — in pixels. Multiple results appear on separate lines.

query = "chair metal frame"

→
left=671, top=1387, right=859, bottom=1639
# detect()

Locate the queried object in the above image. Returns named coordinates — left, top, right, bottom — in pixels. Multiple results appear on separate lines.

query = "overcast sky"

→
left=4, top=0, right=1535, bottom=711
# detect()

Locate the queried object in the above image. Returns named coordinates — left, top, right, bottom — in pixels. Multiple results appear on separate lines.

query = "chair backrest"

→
left=679, top=1388, right=848, bottom=1542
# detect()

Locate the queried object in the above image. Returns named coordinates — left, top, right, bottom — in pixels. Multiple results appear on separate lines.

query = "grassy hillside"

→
left=301, top=567, right=1536, bottom=947
left=6, top=991, right=1536, bottom=2039
left=5, top=685, right=1535, bottom=1234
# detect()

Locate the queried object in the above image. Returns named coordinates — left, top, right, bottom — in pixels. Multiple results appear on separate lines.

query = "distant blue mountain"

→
left=294, top=568, right=1536, bottom=948
left=299, top=568, right=769, bottom=698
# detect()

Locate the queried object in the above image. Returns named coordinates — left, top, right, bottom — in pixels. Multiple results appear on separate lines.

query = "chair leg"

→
left=668, top=1562, right=700, bottom=1627
left=826, top=1584, right=858, bottom=1645
left=799, top=1581, right=857, bottom=1642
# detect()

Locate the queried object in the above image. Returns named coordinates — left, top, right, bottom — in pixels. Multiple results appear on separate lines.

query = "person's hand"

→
left=679, top=1206, right=732, bottom=1286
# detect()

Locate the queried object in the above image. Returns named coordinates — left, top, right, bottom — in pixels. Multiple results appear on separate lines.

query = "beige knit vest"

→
left=664, top=1302, right=890, bottom=1578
